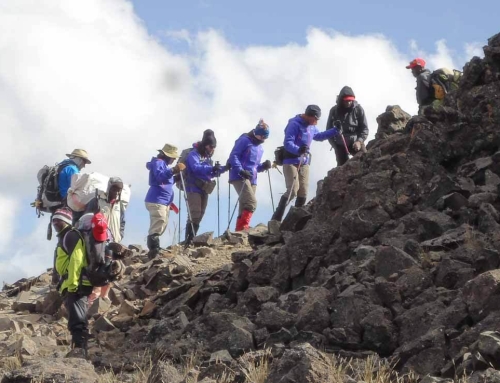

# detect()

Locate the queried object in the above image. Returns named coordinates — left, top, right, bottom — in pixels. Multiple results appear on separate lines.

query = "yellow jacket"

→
left=55, top=228, right=92, bottom=293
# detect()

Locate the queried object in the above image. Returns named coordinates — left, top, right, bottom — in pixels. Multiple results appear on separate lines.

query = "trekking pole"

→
left=228, top=182, right=231, bottom=227
left=335, top=120, right=352, bottom=160
left=179, top=171, right=196, bottom=241
left=216, top=161, right=220, bottom=237
left=268, top=170, right=275, bottom=213
left=285, top=154, right=306, bottom=207
left=178, top=191, right=181, bottom=244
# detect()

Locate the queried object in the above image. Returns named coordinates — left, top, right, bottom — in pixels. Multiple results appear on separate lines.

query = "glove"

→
left=172, top=163, right=186, bottom=174
left=330, top=127, right=340, bottom=137
left=298, top=145, right=309, bottom=155
left=239, top=169, right=253, bottom=180
left=262, top=160, right=272, bottom=171
left=353, top=141, right=362, bottom=152
left=173, top=174, right=181, bottom=184
left=213, top=163, right=225, bottom=174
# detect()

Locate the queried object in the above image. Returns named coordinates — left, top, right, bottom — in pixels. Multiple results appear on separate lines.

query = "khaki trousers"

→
left=231, top=180, right=257, bottom=215
left=283, top=164, right=310, bottom=200
left=186, top=192, right=208, bottom=225
left=145, top=202, right=170, bottom=236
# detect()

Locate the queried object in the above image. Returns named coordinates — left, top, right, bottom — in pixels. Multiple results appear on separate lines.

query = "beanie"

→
left=254, top=119, right=270, bottom=138
left=52, top=209, right=73, bottom=226
left=201, top=129, right=217, bottom=147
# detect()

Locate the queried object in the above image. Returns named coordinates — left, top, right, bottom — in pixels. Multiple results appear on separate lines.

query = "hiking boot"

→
left=147, top=234, right=160, bottom=260
left=65, top=347, right=87, bottom=359
left=295, top=196, right=307, bottom=207
left=272, top=196, right=288, bottom=222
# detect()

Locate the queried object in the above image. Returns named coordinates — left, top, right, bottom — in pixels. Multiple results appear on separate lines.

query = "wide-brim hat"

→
left=66, top=149, right=91, bottom=164
left=158, top=143, right=180, bottom=159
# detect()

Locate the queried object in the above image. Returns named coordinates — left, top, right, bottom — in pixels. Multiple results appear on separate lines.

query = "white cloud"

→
left=162, top=29, right=192, bottom=45
left=464, top=42, right=484, bottom=59
left=0, top=195, right=18, bottom=249
left=0, top=0, right=477, bottom=283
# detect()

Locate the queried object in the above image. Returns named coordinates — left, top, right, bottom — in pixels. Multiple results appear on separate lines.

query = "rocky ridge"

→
left=1, top=32, right=500, bottom=383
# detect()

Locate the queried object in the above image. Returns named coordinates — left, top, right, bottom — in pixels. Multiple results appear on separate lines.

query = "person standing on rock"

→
left=145, top=144, right=186, bottom=259
left=184, top=129, right=227, bottom=246
left=52, top=208, right=93, bottom=358
left=406, top=58, right=433, bottom=114
left=84, top=177, right=127, bottom=304
left=228, top=119, right=272, bottom=231
left=325, top=87, right=369, bottom=167
left=272, top=105, right=339, bottom=222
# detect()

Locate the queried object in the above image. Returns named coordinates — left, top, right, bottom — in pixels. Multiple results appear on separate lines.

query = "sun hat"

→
left=66, top=149, right=91, bottom=164
left=158, top=144, right=180, bottom=159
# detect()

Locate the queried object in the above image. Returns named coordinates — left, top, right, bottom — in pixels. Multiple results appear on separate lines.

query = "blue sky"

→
left=0, top=0, right=497, bottom=284
left=132, top=0, right=497, bottom=55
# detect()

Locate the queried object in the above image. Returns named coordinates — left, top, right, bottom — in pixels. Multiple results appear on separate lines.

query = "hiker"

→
left=145, top=144, right=186, bottom=258
left=184, top=129, right=227, bottom=245
left=84, top=177, right=126, bottom=304
left=59, top=149, right=92, bottom=203
left=325, top=86, right=369, bottom=166
left=406, top=58, right=433, bottom=114
left=52, top=208, right=93, bottom=359
left=272, top=105, right=340, bottom=222
left=228, top=119, right=271, bottom=231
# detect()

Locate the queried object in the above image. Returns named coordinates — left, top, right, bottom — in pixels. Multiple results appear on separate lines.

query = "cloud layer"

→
left=0, top=0, right=478, bottom=284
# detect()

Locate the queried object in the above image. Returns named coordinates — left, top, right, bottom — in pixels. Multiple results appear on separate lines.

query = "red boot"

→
left=240, top=210, right=253, bottom=230
left=235, top=215, right=245, bottom=231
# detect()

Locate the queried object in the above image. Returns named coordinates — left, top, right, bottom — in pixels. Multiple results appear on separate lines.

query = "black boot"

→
left=147, top=234, right=160, bottom=260
left=295, top=196, right=307, bottom=207
left=272, top=196, right=288, bottom=222
left=184, top=223, right=194, bottom=248
left=193, top=223, right=200, bottom=236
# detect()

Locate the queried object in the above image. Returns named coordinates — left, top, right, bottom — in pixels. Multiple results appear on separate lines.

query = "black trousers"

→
left=64, top=287, right=92, bottom=348
left=333, top=141, right=367, bottom=167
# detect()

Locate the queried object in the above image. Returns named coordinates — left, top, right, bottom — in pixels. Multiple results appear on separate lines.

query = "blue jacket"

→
left=283, top=115, right=337, bottom=165
left=145, top=157, right=175, bottom=205
left=186, top=145, right=215, bottom=194
left=228, top=133, right=265, bottom=185
left=58, top=159, right=80, bottom=198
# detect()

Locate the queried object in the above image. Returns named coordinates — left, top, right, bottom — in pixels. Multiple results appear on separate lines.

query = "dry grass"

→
left=239, top=349, right=272, bottom=383
left=0, top=354, right=22, bottom=371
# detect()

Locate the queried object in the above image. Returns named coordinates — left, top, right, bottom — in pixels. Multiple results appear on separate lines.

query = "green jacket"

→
left=55, top=227, right=92, bottom=293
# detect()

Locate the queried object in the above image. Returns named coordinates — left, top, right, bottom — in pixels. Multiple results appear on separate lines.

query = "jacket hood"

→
left=146, top=157, right=159, bottom=170
left=337, top=86, right=355, bottom=102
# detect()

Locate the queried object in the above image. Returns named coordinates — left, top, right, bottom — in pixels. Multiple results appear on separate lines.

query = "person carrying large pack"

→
left=325, top=87, right=369, bottom=167
left=183, top=129, right=227, bottom=246
left=228, top=119, right=272, bottom=231
left=33, top=149, right=91, bottom=224
left=271, top=106, right=340, bottom=222
left=83, top=177, right=129, bottom=304
left=145, top=143, right=186, bottom=259
left=406, top=58, right=462, bottom=114
left=52, top=208, right=93, bottom=359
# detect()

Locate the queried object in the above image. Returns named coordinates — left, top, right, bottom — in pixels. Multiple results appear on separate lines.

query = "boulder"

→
left=265, top=343, right=330, bottom=383
left=192, top=232, right=214, bottom=247
left=374, top=105, right=412, bottom=139
left=374, top=246, right=419, bottom=278
left=147, top=361, right=183, bottom=383
left=462, top=270, right=500, bottom=322
left=255, top=302, right=297, bottom=331
left=237, top=286, right=280, bottom=314
left=280, top=207, right=312, bottom=232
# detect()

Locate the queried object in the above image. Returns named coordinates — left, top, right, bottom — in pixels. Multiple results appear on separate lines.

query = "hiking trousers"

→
left=145, top=202, right=170, bottom=236
left=283, top=164, right=309, bottom=201
left=64, top=288, right=91, bottom=349
left=231, top=180, right=257, bottom=215
left=186, top=192, right=208, bottom=225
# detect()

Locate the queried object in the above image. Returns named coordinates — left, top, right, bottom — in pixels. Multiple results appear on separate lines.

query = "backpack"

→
left=175, top=147, right=194, bottom=191
left=75, top=213, right=124, bottom=287
left=274, top=146, right=285, bottom=166
left=430, top=68, right=463, bottom=100
left=36, top=162, right=71, bottom=213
